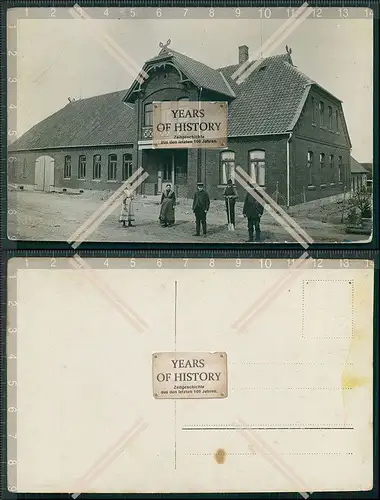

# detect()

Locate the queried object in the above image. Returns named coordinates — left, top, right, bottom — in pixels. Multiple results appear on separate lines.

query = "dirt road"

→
left=7, top=190, right=366, bottom=244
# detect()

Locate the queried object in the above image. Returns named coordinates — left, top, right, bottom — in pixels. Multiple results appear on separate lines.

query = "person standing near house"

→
left=119, top=183, right=135, bottom=228
left=223, top=178, right=238, bottom=229
left=242, top=185, right=264, bottom=242
left=159, top=183, right=176, bottom=227
left=192, top=182, right=210, bottom=236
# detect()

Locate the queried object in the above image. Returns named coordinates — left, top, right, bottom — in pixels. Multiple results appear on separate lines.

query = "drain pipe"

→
left=286, top=132, right=293, bottom=208
left=197, top=87, right=203, bottom=184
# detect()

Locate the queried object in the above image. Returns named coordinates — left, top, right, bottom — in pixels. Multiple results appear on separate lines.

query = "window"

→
left=307, top=151, right=314, bottom=185
left=319, top=153, right=325, bottom=183
left=329, top=154, right=334, bottom=183
left=249, top=150, right=266, bottom=186
left=319, top=101, right=324, bottom=127
left=336, top=110, right=339, bottom=132
left=93, top=154, right=102, bottom=180
left=64, top=155, right=71, bottom=179
left=122, top=153, right=133, bottom=181
left=78, top=155, right=86, bottom=179
left=338, top=156, right=343, bottom=183
left=311, top=97, right=315, bottom=124
left=22, top=158, right=27, bottom=178
left=220, top=151, right=235, bottom=185
left=108, top=154, right=117, bottom=180
left=144, top=103, right=153, bottom=127
left=328, top=106, right=332, bottom=130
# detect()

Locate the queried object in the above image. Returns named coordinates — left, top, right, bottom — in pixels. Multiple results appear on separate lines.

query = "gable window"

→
left=93, top=154, right=102, bottom=180
left=220, top=151, right=235, bottom=185
left=328, top=106, right=333, bottom=130
left=338, top=156, right=343, bottom=183
left=320, top=153, right=325, bottom=184
left=22, top=158, right=27, bottom=178
left=122, top=153, right=133, bottom=181
left=249, top=150, right=266, bottom=186
left=144, top=103, right=153, bottom=127
left=108, top=154, right=117, bottom=180
left=336, top=110, right=339, bottom=133
left=78, top=155, right=86, bottom=179
left=64, top=155, right=72, bottom=179
left=311, top=97, right=315, bottom=124
left=307, top=151, right=314, bottom=186
left=329, top=154, right=335, bottom=183
left=319, top=101, right=324, bottom=127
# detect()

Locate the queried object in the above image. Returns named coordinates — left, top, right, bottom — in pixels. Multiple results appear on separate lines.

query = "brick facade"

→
left=9, top=57, right=352, bottom=206
left=290, top=87, right=351, bottom=204
left=8, top=146, right=134, bottom=191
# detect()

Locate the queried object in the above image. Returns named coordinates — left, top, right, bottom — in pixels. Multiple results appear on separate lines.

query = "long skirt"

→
left=159, top=198, right=175, bottom=225
left=119, top=198, right=135, bottom=222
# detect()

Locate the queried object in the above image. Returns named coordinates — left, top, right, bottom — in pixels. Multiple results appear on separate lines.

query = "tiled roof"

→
left=135, top=48, right=236, bottom=99
left=350, top=156, right=369, bottom=174
left=219, top=55, right=313, bottom=136
left=9, top=90, right=135, bottom=151
left=10, top=49, right=347, bottom=151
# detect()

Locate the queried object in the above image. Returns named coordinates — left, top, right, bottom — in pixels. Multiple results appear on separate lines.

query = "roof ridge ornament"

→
left=159, top=39, right=171, bottom=53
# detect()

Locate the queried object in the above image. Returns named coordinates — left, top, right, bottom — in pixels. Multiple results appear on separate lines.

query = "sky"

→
left=10, top=8, right=373, bottom=161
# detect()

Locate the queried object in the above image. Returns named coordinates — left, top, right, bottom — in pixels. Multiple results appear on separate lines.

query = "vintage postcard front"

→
left=7, top=7, right=373, bottom=244
left=8, top=258, right=373, bottom=493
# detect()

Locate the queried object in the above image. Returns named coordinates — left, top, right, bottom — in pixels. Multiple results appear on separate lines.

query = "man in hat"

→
left=192, top=182, right=210, bottom=236
left=223, top=179, right=238, bottom=229
left=243, top=184, right=264, bottom=242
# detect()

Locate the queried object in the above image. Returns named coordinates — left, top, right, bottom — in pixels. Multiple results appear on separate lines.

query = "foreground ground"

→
left=7, top=189, right=368, bottom=243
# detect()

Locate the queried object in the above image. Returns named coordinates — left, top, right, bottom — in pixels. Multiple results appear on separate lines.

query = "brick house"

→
left=8, top=44, right=352, bottom=206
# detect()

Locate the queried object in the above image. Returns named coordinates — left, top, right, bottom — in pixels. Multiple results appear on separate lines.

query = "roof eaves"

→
left=311, top=82, right=342, bottom=103
left=9, top=142, right=135, bottom=153
left=287, top=85, right=312, bottom=131
left=228, top=132, right=290, bottom=138
left=219, top=71, right=236, bottom=98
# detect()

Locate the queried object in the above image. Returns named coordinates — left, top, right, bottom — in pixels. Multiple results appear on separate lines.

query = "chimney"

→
left=238, top=45, right=249, bottom=64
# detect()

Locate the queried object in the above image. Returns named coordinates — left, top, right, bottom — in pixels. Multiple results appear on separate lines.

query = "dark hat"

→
left=197, top=182, right=204, bottom=186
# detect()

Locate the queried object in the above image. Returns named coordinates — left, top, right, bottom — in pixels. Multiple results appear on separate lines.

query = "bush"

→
left=347, top=187, right=372, bottom=221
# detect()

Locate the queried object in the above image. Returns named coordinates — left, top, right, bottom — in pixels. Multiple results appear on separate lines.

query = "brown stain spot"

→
left=214, top=448, right=226, bottom=464
left=341, top=374, right=369, bottom=390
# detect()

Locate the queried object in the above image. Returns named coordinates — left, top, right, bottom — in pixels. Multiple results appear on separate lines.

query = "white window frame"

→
left=108, top=154, right=117, bottom=181
left=64, top=155, right=71, bottom=179
left=220, top=151, right=235, bottom=185
left=249, top=150, right=266, bottom=186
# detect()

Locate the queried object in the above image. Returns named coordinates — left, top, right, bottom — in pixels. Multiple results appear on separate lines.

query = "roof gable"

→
left=124, top=47, right=236, bottom=102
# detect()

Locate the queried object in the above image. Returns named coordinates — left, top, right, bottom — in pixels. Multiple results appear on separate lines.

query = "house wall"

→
left=290, top=87, right=351, bottom=204
left=8, top=145, right=135, bottom=191
left=203, top=135, right=288, bottom=201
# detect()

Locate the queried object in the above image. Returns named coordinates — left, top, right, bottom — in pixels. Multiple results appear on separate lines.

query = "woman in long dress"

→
left=119, top=184, right=135, bottom=227
left=159, top=184, right=176, bottom=227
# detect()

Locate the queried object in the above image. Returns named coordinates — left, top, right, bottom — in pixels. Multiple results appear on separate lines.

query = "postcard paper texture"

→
left=8, top=258, right=373, bottom=493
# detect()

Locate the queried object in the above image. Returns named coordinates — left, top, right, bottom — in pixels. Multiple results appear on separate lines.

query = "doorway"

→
left=35, top=156, right=55, bottom=191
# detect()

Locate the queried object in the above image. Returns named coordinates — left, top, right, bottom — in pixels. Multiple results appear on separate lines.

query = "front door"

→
left=35, top=156, right=55, bottom=192
left=158, top=151, right=175, bottom=193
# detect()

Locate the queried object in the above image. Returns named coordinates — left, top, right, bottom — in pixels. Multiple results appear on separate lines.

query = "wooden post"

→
left=275, top=181, right=279, bottom=204
left=303, top=186, right=306, bottom=204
